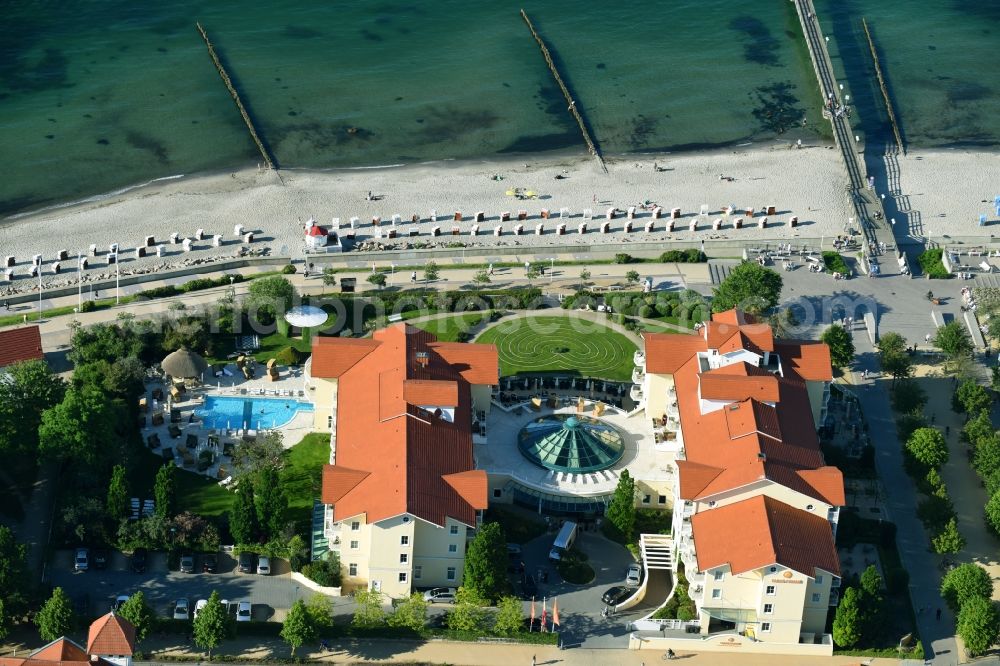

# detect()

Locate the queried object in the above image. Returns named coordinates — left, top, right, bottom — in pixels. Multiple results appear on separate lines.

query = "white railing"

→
left=632, top=367, right=645, bottom=385
left=630, top=384, right=644, bottom=402
left=634, top=351, right=646, bottom=368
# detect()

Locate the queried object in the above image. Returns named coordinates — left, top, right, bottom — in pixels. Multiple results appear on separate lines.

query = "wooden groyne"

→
left=520, top=10, right=606, bottom=173
left=862, top=18, right=905, bottom=155
left=196, top=22, right=276, bottom=170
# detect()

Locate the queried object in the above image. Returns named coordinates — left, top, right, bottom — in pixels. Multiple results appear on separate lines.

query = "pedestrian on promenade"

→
left=936, top=608, right=942, bottom=620
left=531, top=655, right=536, bottom=666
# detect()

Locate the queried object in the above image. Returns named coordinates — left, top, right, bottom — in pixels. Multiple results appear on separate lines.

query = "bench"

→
left=388, top=313, right=404, bottom=323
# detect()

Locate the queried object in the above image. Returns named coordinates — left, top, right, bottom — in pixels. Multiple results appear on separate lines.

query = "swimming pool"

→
left=196, top=396, right=314, bottom=430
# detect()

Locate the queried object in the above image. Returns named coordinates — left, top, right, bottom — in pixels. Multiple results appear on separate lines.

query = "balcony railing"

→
left=632, top=367, right=645, bottom=385
left=630, top=384, right=644, bottom=402
left=634, top=351, right=646, bottom=368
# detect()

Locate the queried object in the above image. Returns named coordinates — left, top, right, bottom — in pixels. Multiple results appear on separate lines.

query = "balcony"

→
left=630, top=384, right=644, bottom=402
left=632, top=367, right=645, bottom=385
left=666, top=400, right=679, bottom=417
left=634, top=350, right=646, bottom=368
left=681, top=502, right=695, bottom=518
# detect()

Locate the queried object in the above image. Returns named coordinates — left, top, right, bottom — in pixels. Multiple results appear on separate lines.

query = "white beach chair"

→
left=536, top=223, right=544, bottom=235
left=470, top=224, right=479, bottom=236
left=494, top=226, right=502, bottom=237
left=645, top=221, right=655, bottom=233
left=671, top=207, right=681, bottom=219
left=557, top=223, right=566, bottom=235
left=560, top=207, right=570, bottom=219
left=627, top=206, right=636, bottom=220
left=194, top=228, right=204, bottom=240
left=713, top=219, right=722, bottom=231
left=578, top=222, right=587, bottom=234
left=689, top=220, right=698, bottom=232
left=392, top=214, right=401, bottom=226
left=583, top=208, right=593, bottom=220
left=600, top=222, right=610, bottom=234
left=514, top=224, right=523, bottom=235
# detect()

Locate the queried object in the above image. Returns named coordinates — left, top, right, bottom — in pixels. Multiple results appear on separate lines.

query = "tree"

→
left=957, top=596, right=1000, bottom=657
left=169, top=512, right=220, bottom=553
left=193, top=591, right=231, bottom=658
left=526, top=265, right=540, bottom=282
left=606, top=469, right=636, bottom=541
left=351, top=588, right=386, bottom=628
left=106, top=464, right=129, bottom=523
left=472, top=269, right=490, bottom=285
left=906, top=427, right=949, bottom=469
left=974, top=433, right=1000, bottom=479
left=322, top=268, right=337, bottom=288
left=305, top=594, right=334, bottom=629
left=711, top=262, right=782, bottom=314
left=231, top=431, right=283, bottom=481
left=447, top=588, right=488, bottom=632
left=941, top=563, right=993, bottom=613
left=493, top=596, right=523, bottom=636
left=820, top=325, right=855, bottom=368
left=280, top=599, right=316, bottom=656
left=36, top=587, right=73, bottom=642
left=118, top=591, right=154, bottom=643
left=934, top=321, right=973, bottom=361
left=367, top=272, right=387, bottom=289
left=162, top=317, right=211, bottom=355
left=230, top=480, right=258, bottom=545
left=247, top=276, right=296, bottom=324
left=767, top=307, right=800, bottom=339
left=0, top=600, right=9, bottom=641
left=932, top=518, right=965, bottom=555
left=153, top=463, right=175, bottom=519
left=387, top=593, right=427, bottom=631
left=955, top=380, right=992, bottom=415
left=38, top=386, right=115, bottom=465
left=891, top=379, right=927, bottom=414
left=0, top=524, right=29, bottom=616
left=255, top=467, right=287, bottom=541
left=625, top=270, right=640, bottom=285
left=0, top=359, right=66, bottom=458
left=985, top=491, right=1000, bottom=536
left=964, top=409, right=994, bottom=449
left=877, top=332, right=913, bottom=385
left=831, top=586, right=863, bottom=648
left=463, top=522, right=507, bottom=603
left=424, top=261, right=440, bottom=283
left=858, top=565, right=885, bottom=638
left=579, top=268, right=591, bottom=288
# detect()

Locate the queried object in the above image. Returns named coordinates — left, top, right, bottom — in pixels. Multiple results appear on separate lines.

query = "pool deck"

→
left=139, top=361, right=316, bottom=482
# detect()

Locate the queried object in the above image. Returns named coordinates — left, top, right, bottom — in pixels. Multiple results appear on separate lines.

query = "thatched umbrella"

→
left=162, top=348, right=208, bottom=380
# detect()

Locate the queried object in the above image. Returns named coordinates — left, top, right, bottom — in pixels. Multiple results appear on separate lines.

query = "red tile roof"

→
left=0, top=636, right=119, bottom=666
left=775, top=340, right=833, bottom=382
left=307, top=225, right=328, bottom=237
left=0, top=326, right=43, bottom=368
left=641, top=332, right=706, bottom=374
left=322, top=324, right=497, bottom=527
left=310, top=337, right=380, bottom=378
left=712, top=309, right=756, bottom=326
left=700, top=374, right=779, bottom=402
left=86, top=613, right=136, bottom=656
left=691, top=495, right=840, bottom=577
left=403, top=379, right=459, bottom=407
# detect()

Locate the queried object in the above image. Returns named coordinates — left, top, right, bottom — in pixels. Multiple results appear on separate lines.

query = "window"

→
left=327, top=415, right=333, bottom=429
left=348, top=563, right=358, bottom=576
left=815, top=575, right=824, bottom=585
left=398, top=572, right=407, bottom=583
left=351, top=521, right=360, bottom=531
left=642, top=494, right=651, bottom=505
left=769, top=566, right=777, bottom=573
left=711, top=589, right=721, bottom=599
left=658, top=495, right=667, bottom=505
left=763, top=603, right=773, bottom=615
left=713, top=571, right=724, bottom=581
left=708, top=500, right=717, bottom=507
left=765, top=585, right=775, bottom=596
left=446, top=567, right=456, bottom=581
left=450, top=525, right=459, bottom=535
left=414, top=565, right=422, bottom=579
left=812, top=593, right=821, bottom=603
left=761, top=622, right=771, bottom=633
left=399, top=553, right=408, bottom=564
left=806, top=504, right=814, bottom=511
left=350, top=540, right=359, bottom=550
left=448, top=544, right=457, bottom=553
left=400, top=535, right=409, bottom=546
left=493, top=488, right=502, bottom=498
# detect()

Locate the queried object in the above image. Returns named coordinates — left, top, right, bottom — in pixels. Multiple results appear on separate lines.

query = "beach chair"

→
left=767, top=205, right=776, bottom=216
left=671, top=207, right=681, bottom=219
left=624, top=221, right=632, bottom=233
left=790, top=216, right=798, bottom=228
left=233, top=225, right=244, bottom=237
left=134, top=247, right=145, bottom=259
left=392, top=214, right=402, bottom=225
left=213, top=235, right=222, bottom=247
left=606, top=207, right=615, bottom=220
left=600, top=222, right=610, bottom=234
left=541, top=209, right=550, bottom=219
left=536, top=223, right=544, bottom=235
left=501, top=211, right=511, bottom=222
left=559, top=207, right=570, bottom=219
left=745, top=208, right=754, bottom=219
left=759, top=216, right=767, bottom=229
left=470, top=224, right=479, bottom=236
left=451, top=226, right=460, bottom=235
left=514, top=224, right=523, bottom=235
left=4, top=256, right=14, bottom=268
left=583, top=208, right=592, bottom=220
left=735, top=218, right=743, bottom=229
left=411, top=214, right=420, bottom=223
left=627, top=206, right=636, bottom=220
left=653, top=206, right=663, bottom=219
left=408, top=226, right=419, bottom=237
left=494, top=226, right=502, bottom=237
left=243, top=232, right=254, bottom=243
left=194, top=228, right=204, bottom=240
left=386, top=228, right=396, bottom=239
left=432, top=226, right=440, bottom=237
left=476, top=211, right=485, bottom=222
left=689, top=220, right=697, bottom=232
left=556, top=224, right=566, bottom=235
left=454, top=211, right=462, bottom=221
left=518, top=210, right=527, bottom=221
left=667, top=220, right=674, bottom=232
left=645, top=221, right=655, bottom=233
left=430, top=210, right=438, bottom=222
left=578, top=223, right=587, bottom=234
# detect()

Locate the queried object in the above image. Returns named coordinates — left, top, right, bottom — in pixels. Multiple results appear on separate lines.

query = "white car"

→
left=173, top=598, right=190, bottom=621
left=111, top=594, right=130, bottom=612
left=193, top=599, right=207, bottom=620
left=625, top=563, right=642, bottom=587
left=422, top=587, right=457, bottom=603
left=74, top=548, right=89, bottom=572
left=236, top=601, right=252, bottom=622
left=257, top=556, right=270, bottom=575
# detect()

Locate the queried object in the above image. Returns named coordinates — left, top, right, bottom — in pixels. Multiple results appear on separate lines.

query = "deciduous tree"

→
left=625, top=270, right=640, bottom=285
left=463, top=522, right=508, bottom=604
left=231, top=431, right=283, bottom=481
left=351, top=589, right=386, bottom=628
left=906, top=427, right=949, bottom=469
left=941, top=563, right=993, bottom=613
left=606, top=469, right=636, bottom=542
left=820, top=325, right=855, bottom=368
left=107, top=464, right=129, bottom=523
left=367, top=272, right=387, bottom=289
left=280, top=599, right=316, bottom=656
left=118, top=591, right=154, bottom=643
left=255, top=467, right=287, bottom=541
left=831, top=586, right=863, bottom=648
left=193, top=591, right=231, bottom=658
left=955, top=380, right=992, bottom=415
left=957, top=596, right=1000, bottom=657
left=447, top=588, right=488, bottom=632
left=493, top=596, right=523, bottom=636
left=934, top=321, right=973, bottom=362
left=877, top=332, right=912, bottom=385
left=985, top=491, right=1000, bottom=536
left=932, top=518, right=965, bottom=555
left=247, top=276, right=296, bottom=324
left=38, top=386, right=114, bottom=466
left=35, top=587, right=73, bottom=642
left=711, top=262, right=782, bottom=314
left=387, top=593, right=428, bottom=631
left=424, top=261, right=440, bottom=282
left=0, top=360, right=66, bottom=458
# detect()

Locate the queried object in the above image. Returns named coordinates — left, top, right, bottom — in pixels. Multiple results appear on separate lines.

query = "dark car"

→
left=179, top=554, right=195, bottom=573
left=202, top=554, right=218, bottom=573
left=238, top=551, right=257, bottom=574
left=131, top=548, right=148, bottom=573
left=521, top=574, right=537, bottom=599
left=601, top=586, right=632, bottom=606
left=92, top=549, right=109, bottom=570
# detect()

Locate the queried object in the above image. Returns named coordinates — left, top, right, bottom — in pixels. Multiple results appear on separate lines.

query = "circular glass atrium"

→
left=517, top=414, right=625, bottom=473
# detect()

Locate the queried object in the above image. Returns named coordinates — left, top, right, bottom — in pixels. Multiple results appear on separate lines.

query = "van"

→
left=548, top=521, right=578, bottom=561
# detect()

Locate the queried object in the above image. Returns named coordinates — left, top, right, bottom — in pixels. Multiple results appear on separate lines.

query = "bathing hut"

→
left=162, top=348, right=208, bottom=386
left=305, top=223, right=329, bottom=249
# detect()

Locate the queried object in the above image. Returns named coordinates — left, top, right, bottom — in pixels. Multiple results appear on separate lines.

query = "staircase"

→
left=640, top=533, right=675, bottom=570
left=708, top=261, right=740, bottom=285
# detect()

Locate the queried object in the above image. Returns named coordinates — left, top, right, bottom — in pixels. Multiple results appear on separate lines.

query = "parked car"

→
left=257, top=556, right=270, bottom=575
left=236, top=601, right=252, bottom=622
left=422, top=588, right=457, bottom=604
left=173, top=598, right=190, bottom=621
left=193, top=599, right=207, bottom=620
left=202, top=554, right=218, bottom=573
left=602, top=586, right=632, bottom=606
left=74, top=548, right=89, bottom=572
left=625, top=563, right=642, bottom=587
left=131, top=548, right=148, bottom=573
left=237, top=552, right=257, bottom=574
left=521, top=574, right=538, bottom=599
left=179, top=554, right=195, bottom=573
left=92, top=549, right=109, bottom=570
left=111, top=595, right=130, bottom=612
left=506, top=543, right=522, bottom=558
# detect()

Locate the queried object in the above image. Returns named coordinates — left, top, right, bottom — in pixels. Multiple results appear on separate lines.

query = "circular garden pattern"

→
left=476, top=315, right=637, bottom=381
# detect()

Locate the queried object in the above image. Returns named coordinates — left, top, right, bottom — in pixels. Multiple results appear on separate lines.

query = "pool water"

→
left=196, top=396, right=314, bottom=430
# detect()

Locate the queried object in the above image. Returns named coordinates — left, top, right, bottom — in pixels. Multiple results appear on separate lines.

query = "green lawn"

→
left=130, top=449, right=235, bottom=516
left=280, top=432, right=329, bottom=533
left=206, top=331, right=312, bottom=365
left=408, top=312, right=487, bottom=342
left=476, top=316, right=637, bottom=381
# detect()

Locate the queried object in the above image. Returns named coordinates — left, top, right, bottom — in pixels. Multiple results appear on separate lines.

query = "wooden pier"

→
left=862, top=18, right=905, bottom=155
left=520, top=10, right=606, bottom=173
left=196, top=22, right=276, bottom=170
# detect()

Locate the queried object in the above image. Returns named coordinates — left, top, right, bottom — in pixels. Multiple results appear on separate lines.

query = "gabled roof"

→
left=691, top=495, right=840, bottom=577
left=426, top=342, right=499, bottom=385
left=775, top=340, right=833, bottom=382
left=87, top=612, right=136, bottom=656
left=712, top=309, right=756, bottom=326
left=641, top=332, right=707, bottom=374
left=700, top=374, right=779, bottom=403
left=323, top=324, right=497, bottom=527
left=307, top=225, right=328, bottom=237
left=0, top=326, right=44, bottom=368
left=723, top=399, right=782, bottom=441
left=29, top=638, right=88, bottom=662
left=310, top=337, right=381, bottom=378
left=705, top=321, right=774, bottom=355
left=676, top=460, right=725, bottom=499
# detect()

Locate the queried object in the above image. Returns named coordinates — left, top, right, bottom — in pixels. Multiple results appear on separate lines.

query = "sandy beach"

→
left=0, top=144, right=995, bottom=295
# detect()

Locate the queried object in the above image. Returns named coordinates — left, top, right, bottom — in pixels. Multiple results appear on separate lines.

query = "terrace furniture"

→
left=170, top=409, right=181, bottom=423
left=161, top=447, right=173, bottom=461
left=186, top=434, right=198, bottom=450
left=152, top=388, right=164, bottom=401
left=146, top=434, right=161, bottom=449
left=152, top=413, right=164, bottom=426
left=168, top=425, right=182, bottom=439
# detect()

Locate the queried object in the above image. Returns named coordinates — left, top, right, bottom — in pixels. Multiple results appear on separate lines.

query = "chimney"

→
left=757, top=452, right=767, bottom=462
left=415, top=351, right=429, bottom=368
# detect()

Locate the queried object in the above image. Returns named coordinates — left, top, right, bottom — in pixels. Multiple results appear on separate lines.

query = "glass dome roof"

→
left=517, top=414, right=625, bottom=473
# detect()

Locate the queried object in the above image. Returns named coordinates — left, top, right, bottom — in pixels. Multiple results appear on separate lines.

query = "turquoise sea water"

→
left=1, top=0, right=997, bottom=216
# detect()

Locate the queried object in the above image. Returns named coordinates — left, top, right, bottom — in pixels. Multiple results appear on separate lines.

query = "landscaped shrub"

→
left=917, top=249, right=952, bottom=279
left=282, top=264, right=297, bottom=274
left=659, top=249, right=707, bottom=263
left=613, top=253, right=634, bottom=264
left=822, top=251, right=850, bottom=275
left=301, top=552, right=342, bottom=587
left=79, top=301, right=96, bottom=312
left=273, top=346, right=307, bottom=366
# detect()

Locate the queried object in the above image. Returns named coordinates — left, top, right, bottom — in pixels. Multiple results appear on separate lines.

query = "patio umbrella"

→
left=162, top=348, right=208, bottom=380
left=505, top=189, right=516, bottom=196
